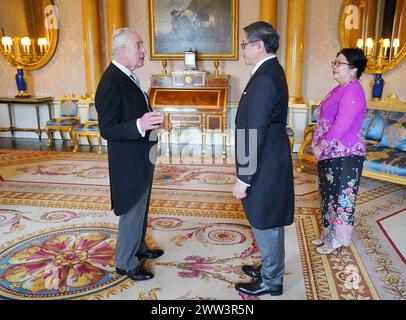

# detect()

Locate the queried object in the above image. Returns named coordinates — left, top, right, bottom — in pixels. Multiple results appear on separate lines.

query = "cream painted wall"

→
left=0, top=0, right=404, bottom=102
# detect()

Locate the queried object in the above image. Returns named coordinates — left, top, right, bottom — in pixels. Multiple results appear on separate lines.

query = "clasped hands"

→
left=139, top=112, right=165, bottom=131
left=312, top=145, right=321, bottom=158
left=233, top=180, right=248, bottom=200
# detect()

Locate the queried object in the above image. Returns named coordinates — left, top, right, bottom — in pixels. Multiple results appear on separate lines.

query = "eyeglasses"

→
left=240, top=40, right=260, bottom=50
left=331, top=60, right=351, bottom=68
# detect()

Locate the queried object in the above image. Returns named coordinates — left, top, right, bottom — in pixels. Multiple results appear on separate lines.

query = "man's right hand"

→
left=139, top=112, right=164, bottom=132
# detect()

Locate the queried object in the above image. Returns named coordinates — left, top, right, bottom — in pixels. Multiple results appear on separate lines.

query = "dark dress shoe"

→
left=137, top=249, right=164, bottom=260
left=116, top=266, right=154, bottom=281
left=235, top=278, right=283, bottom=296
left=241, top=265, right=261, bottom=278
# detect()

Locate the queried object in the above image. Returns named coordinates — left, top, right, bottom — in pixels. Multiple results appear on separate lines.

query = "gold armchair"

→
left=45, top=94, right=81, bottom=147
left=72, top=95, right=102, bottom=153
left=296, top=124, right=317, bottom=172
left=296, top=100, right=321, bottom=172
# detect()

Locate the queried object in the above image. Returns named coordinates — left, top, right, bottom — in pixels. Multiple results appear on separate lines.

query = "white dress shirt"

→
left=112, top=60, right=146, bottom=137
left=251, top=54, right=276, bottom=76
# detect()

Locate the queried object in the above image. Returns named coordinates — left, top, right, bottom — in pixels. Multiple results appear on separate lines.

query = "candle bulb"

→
left=366, top=38, right=373, bottom=55
left=38, top=38, right=48, bottom=54
left=357, top=39, right=363, bottom=49
left=393, top=38, right=400, bottom=57
left=21, top=37, right=31, bottom=53
left=383, top=38, right=390, bottom=58
left=2, top=37, right=12, bottom=53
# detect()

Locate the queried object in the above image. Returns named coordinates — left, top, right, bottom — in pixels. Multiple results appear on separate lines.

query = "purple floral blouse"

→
left=312, top=80, right=367, bottom=161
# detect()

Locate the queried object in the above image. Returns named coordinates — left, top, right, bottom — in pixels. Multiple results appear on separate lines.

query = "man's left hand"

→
left=233, top=180, right=248, bottom=199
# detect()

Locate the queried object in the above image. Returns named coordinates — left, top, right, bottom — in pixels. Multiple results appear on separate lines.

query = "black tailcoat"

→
left=235, top=58, right=294, bottom=229
left=95, top=63, right=156, bottom=216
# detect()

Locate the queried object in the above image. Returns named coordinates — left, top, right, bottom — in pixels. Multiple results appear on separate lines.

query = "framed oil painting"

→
left=148, top=0, right=238, bottom=60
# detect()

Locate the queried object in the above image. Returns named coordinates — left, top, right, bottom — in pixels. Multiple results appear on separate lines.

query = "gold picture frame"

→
left=148, top=0, right=238, bottom=60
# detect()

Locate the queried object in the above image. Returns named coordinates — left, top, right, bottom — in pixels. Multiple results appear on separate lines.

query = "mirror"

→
left=0, top=0, right=59, bottom=71
left=338, top=0, right=406, bottom=74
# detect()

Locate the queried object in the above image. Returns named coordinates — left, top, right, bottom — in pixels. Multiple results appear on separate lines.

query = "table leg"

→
left=157, top=130, right=161, bottom=155
left=222, top=133, right=227, bottom=160
left=201, top=114, right=206, bottom=156
left=47, top=102, right=54, bottom=141
left=166, top=130, right=170, bottom=156
left=35, top=105, right=42, bottom=141
left=47, top=102, right=53, bottom=120
left=8, top=103, right=15, bottom=139
left=165, top=113, right=170, bottom=156
left=222, top=114, right=227, bottom=159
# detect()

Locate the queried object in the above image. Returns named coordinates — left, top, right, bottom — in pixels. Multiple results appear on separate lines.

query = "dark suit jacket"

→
left=95, top=63, right=156, bottom=216
left=235, top=57, right=294, bottom=229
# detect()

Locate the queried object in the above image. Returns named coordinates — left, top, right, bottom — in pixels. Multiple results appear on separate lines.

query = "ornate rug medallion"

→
left=0, top=224, right=130, bottom=300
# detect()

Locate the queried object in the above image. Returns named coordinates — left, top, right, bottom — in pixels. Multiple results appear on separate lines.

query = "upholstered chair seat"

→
left=46, top=118, right=80, bottom=127
left=73, top=123, right=99, bottom=132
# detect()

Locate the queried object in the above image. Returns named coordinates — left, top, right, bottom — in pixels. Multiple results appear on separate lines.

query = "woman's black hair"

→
left=337, top=48, right=368, bottom=79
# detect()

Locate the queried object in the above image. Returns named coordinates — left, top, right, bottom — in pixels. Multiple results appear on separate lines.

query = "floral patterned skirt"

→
left=317, top=155, right=365, bottom=247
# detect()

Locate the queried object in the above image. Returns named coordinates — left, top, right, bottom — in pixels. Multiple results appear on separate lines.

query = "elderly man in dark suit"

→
left=233, top=21, right=295, bottom=296
left=95, top=28, right=164, bottom=281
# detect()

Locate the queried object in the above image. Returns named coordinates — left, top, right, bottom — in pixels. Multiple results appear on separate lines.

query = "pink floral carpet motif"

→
left=0, top=225, right=121, bottom=299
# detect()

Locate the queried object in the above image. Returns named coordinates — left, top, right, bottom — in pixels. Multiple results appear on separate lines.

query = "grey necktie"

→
left=130, top=74, right=141, bottom=87
left=129, top=73, right=152, bottom=112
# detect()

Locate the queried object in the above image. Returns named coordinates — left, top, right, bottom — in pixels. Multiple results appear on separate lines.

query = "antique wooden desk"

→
left=0, top=96, right=53, bottom=141
left=148, top=72, right=229, bottom=156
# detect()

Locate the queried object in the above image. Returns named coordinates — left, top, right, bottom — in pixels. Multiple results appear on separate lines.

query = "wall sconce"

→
left=357, top=37, right=401, bottom=99
left=358, top=37, right=400, bottom=61
left=1, top=35, right=50, bottom=98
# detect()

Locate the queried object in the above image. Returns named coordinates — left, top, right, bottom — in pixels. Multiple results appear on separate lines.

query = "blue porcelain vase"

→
left=15, top=69, right=27, bottom=91
left=372, top=73, right=384, bottom=99
left=15, top=68, right=30, bottom=97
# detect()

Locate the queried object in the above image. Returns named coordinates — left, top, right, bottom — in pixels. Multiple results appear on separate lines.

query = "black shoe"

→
left=116, top=266, right=154, bottom=281
left=137, top=249, right=164, bottom=260
left=235, top=278, right=283, bottom=296
left=241, top=265, right=261, bottom=278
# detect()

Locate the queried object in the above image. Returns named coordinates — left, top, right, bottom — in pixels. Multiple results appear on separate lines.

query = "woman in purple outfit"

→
left=311, top=48, right=368, bottom=255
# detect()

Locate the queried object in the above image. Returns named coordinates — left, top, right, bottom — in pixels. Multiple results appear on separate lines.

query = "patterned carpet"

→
left=0, top=149, right=404, bottom=300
